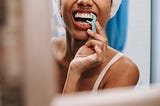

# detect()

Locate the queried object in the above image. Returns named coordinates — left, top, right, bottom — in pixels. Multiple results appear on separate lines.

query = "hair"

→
left=58, top=0, right=63, bottom=9
left=111, top=0, right=112, bottom=6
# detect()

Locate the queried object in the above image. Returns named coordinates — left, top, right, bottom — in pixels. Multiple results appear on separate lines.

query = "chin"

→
left=74, top=36, right=89, bottom=41
left=72, top=31, right=89, bottom=41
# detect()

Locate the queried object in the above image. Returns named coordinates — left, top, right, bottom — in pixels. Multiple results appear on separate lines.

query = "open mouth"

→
left=72, top=12, right=96, bottom=29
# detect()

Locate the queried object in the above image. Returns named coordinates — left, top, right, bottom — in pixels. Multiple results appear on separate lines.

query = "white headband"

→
left=110, top=0, right=122, bottom=19
left=53, top=0, right=122, bottom=27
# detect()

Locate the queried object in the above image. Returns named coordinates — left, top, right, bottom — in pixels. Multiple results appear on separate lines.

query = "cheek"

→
left=103, top=9, right=111, bottom=21
left=100, top=5, right=111, bottom=26
left=61, top=1, right=74, bottom=24
left=95, top=0, right=111, bottom=25
left=102, top=2, right=111, bottom=17
left=98, top=11, right=111, bottom=27
left=61, top=6, right=70, bottom=26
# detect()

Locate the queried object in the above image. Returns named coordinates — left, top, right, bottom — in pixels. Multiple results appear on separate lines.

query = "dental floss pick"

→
left=86, top=13, right=97, bottom=32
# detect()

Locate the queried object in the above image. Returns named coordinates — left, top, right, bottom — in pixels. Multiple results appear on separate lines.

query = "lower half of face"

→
left=63, top=13, right=91, bottom=40
left=61, top=0, right=111, bottom=41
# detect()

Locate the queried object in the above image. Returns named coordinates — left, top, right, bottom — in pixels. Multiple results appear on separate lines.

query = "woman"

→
left=52, top=0, right=139, bottom=94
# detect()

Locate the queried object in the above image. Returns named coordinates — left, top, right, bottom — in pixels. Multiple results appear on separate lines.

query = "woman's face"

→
left=61, top=0, right=111, bottom=40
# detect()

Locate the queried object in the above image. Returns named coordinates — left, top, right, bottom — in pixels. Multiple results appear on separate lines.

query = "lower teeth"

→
left=78, top=22, right=89, bottom=26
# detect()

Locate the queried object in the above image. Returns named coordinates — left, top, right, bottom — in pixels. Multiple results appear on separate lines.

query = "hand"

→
left=69, top=21, right=108, bottom=75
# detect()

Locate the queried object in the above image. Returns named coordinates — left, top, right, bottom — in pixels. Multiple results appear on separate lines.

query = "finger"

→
left=87, top=29, right=105, bottom=41
left=86, top=37, right=93, bottom=44
left=85, top=53, right=97, bottom=63
left=95, top=21, right=106, bottom=37
left=86, top=35, right=107, bottom=48
left=84, top=46, right=102, bottom=64
left=86, top=39, right=108, bottom=58
left=94, top=45, right=103, bottom=63
left=85, top=39, right=103, bottom=49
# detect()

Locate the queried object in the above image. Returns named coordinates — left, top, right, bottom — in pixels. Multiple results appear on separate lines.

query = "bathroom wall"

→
left=124, top=0, right=151, bottom=86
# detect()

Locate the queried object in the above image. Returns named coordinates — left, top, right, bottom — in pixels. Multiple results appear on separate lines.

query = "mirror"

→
left=51, top=0, right=151, bottom=90
left=0, top=0, right=153, bottom=105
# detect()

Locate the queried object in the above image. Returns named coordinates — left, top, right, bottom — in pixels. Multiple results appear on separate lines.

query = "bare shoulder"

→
left=114, top=54, right=139, bottom=76
left=104, top=53, right=139, bottom=88
left=51, top=37, right=65, bottom=49
left=51, top=37, right=66, bottom=60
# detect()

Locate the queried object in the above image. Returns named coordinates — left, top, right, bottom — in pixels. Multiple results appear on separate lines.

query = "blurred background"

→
left=0, top=0, right=54, bottom=106
left=0, top=0, right=24, bottom=105
left=0, top=0, right=160, bottom=106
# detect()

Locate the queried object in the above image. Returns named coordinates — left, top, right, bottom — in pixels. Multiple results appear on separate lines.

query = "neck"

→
left=64, top=30, right=87, bottom=62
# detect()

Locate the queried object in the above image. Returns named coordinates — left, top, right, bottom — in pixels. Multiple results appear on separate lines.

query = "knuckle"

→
left=103, top=38, right=107, bottom=42
left=90, top=39, right=95, bottom=43
left=91, top=31, right=96, bottom=35
left=99, top=42, right=103, bottom=46
left=97, top=58, right=103, bottom=64
left=95, top=34, right=99, bottom=38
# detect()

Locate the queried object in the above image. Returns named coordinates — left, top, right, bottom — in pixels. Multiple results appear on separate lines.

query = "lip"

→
left=72, top=17, right=91, bottom=30
left=71, top=10, right=97, bottom=30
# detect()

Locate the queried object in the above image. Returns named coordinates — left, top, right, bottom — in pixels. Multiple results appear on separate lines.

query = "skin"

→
left=52, top=0, right=139, bottom=94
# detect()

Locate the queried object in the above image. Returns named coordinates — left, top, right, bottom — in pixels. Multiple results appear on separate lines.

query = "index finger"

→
left=95, top=21, right=106, bottom=37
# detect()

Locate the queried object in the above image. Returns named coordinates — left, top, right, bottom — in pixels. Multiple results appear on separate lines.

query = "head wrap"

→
left=110, top=0, right=122, bottom=19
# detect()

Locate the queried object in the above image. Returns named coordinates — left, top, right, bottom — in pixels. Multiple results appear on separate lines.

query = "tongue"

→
left=73, top=17, right=91, bottom=29
left=77, top=21, right=89, bottom=26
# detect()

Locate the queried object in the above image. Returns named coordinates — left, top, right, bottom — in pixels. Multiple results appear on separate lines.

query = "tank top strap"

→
left=92, top=52, right=124, bottom=93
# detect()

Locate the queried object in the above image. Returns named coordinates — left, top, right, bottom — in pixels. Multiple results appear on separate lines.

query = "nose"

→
left=77, top=0, right=93, bottom=8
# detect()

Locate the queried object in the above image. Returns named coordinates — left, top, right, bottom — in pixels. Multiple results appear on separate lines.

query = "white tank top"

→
left=92, top=52, right=124, bottom=93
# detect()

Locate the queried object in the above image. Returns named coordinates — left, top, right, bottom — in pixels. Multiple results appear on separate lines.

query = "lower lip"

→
left=72, top=18, right=91, bottom=30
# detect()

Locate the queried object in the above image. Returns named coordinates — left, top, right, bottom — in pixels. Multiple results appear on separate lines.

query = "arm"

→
left=62, top=67, right=81, bottom=94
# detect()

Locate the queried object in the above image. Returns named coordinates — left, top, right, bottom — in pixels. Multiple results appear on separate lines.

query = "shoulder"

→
left=104, top=53, right=139, bottom=88
left=51, top=37, right=66, bottom=60
left=113, top=53, right=139, bottom=73
left=51, top=37, right=65, bottom=48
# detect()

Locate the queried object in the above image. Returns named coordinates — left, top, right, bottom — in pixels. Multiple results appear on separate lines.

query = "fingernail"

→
left=95, top=21, right=99, bottom=25
left=95, top=45, right=98, bottom=49
left=87, top=29, right=92, bottom=34
left=87, top=29, right=92, bottom=32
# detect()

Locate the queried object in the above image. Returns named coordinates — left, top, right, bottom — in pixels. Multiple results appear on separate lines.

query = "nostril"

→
left=77, top=0, right=93, bottom=7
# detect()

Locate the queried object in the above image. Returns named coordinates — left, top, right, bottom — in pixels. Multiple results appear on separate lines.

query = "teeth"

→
left=75, top=13, right=93, bottom=19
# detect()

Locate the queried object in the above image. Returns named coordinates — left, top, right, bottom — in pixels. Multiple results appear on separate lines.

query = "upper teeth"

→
left=74, top=13, right=93, bottom=19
